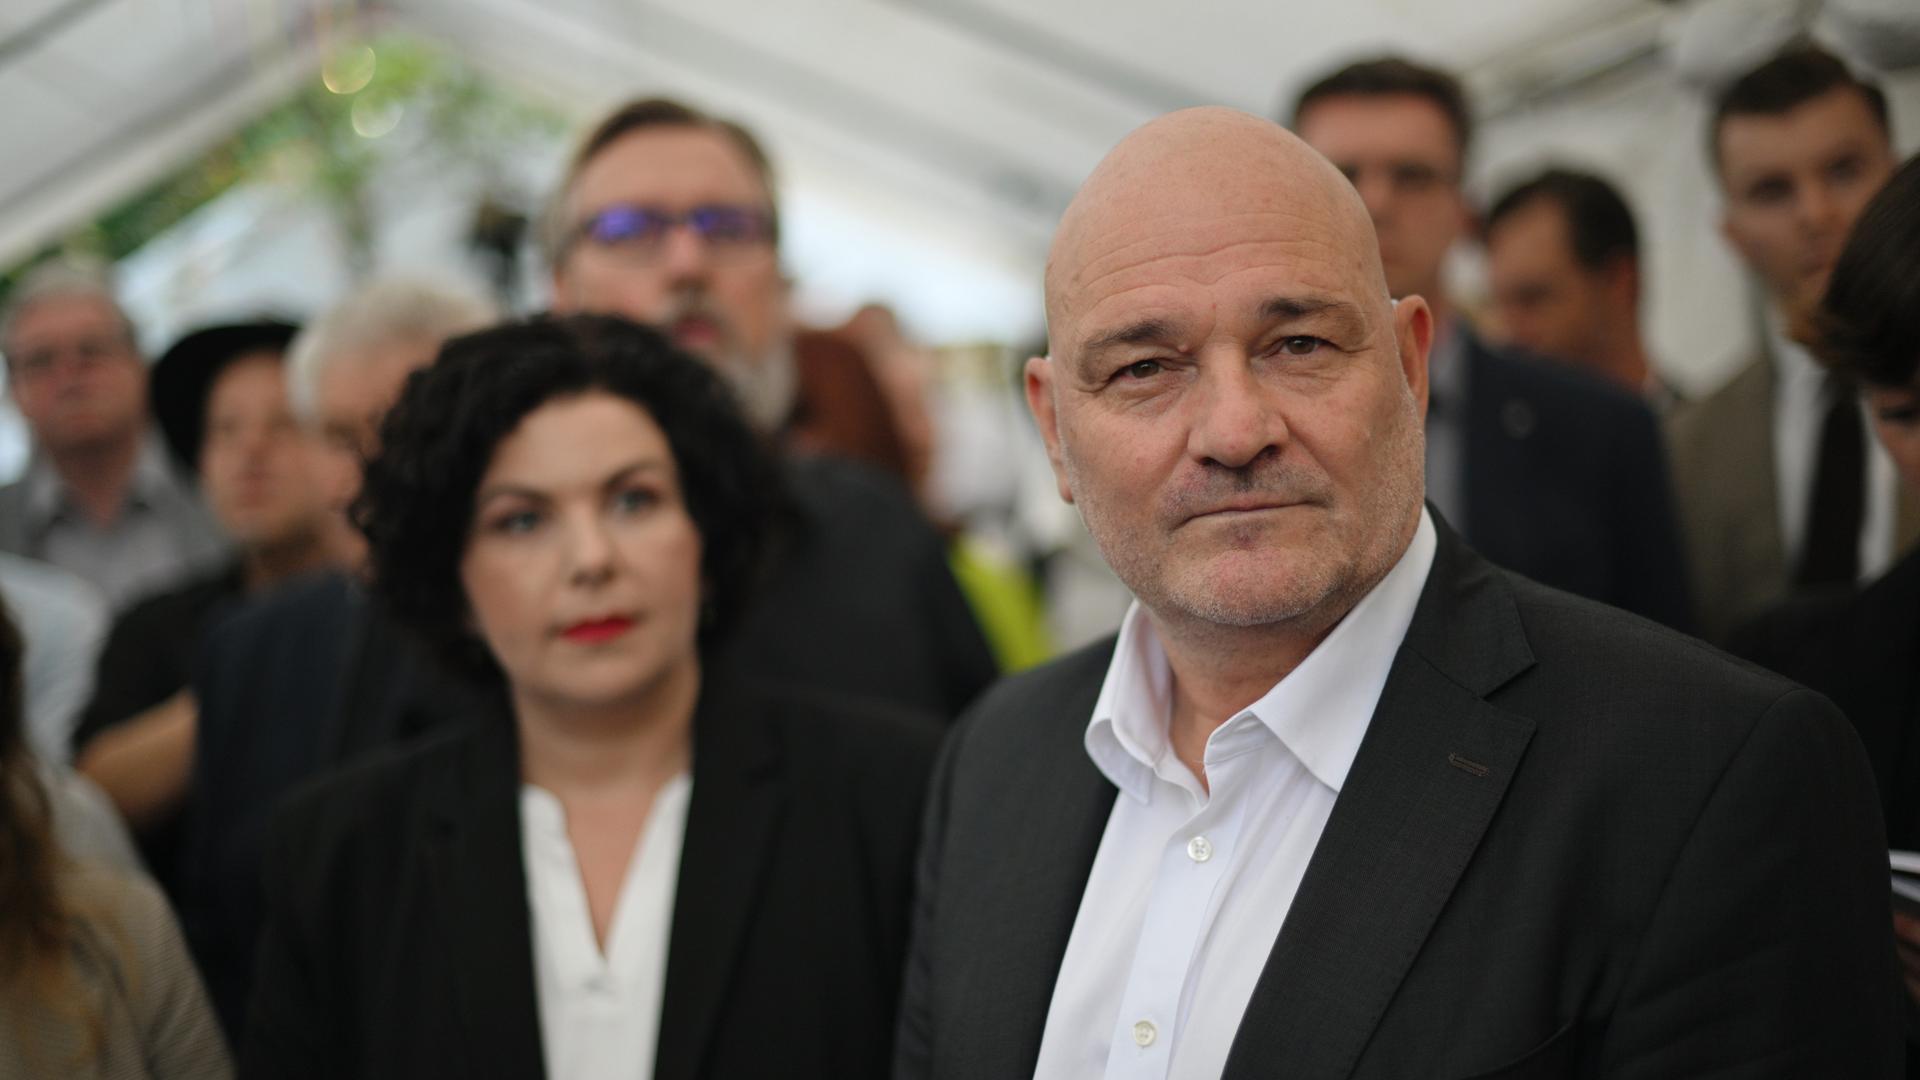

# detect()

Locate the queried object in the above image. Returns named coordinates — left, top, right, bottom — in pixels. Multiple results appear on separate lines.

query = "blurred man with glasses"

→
left=1290, top=58, right=1692, bottom=630
left=543, top=98, right=996, bottom=719
left=0, top=260, right=226, bottom=611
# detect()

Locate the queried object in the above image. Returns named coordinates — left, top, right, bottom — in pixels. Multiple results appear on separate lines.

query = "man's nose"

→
left=1187, top=358, right=1287, bottom=469
left=1353, top=171, right=1395, bottom=220
left=659, top=222, right=712, bottom=282
left=1797, top=180, right=1843, bottom=234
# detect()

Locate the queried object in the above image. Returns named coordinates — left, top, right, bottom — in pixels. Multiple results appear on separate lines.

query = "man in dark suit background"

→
left=895, top=106, right=1897, bottom=1078
left=1667, top=47, right=1917, bottom=644
left=1289, top=58, right=1691, bottom=630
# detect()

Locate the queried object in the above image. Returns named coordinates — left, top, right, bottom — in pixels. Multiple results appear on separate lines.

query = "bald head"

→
left=1024, top=105, right=1431, bottom=648
left=1046, top=107, right=1389, bottom=354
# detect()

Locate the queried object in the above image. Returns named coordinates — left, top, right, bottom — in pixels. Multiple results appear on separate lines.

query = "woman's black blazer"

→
left=241, top=678, right=942, bottom=1080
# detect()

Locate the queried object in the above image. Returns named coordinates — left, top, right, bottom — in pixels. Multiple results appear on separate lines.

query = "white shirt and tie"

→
left=1764, top=317, right=1899, bottom=581
left=1033, top=510, right=1438, bottom=1080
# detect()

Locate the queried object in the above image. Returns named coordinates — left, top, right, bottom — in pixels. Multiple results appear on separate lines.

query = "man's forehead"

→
left=1296, top=94, right=1459, bottom=164
left=1716, top=89, right=1888, bottom=180
left=11, top=292, right=123, bottom=336
left=1488, top=200, right=1571, bottom=256
left=570, top=127, right=770, bottom=208
left=1054, top=201, right=1375, bottom=327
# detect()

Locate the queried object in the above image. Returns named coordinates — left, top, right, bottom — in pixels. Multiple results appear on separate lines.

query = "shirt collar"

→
left=1085, top=508, right=1439, bottom=802
left=1763, top=309, right=1826, bottom=399
left=20, top=431, right=182, bottom=531
left=1428, top=318, right=1470, bottom=412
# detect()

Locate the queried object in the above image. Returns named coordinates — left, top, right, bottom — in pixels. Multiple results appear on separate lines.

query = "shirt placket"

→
left=1102, top=779, right=1247, bottom=1080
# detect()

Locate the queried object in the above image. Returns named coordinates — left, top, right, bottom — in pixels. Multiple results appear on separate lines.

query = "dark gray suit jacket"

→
left=896, top=520, right=1899, bottom=1079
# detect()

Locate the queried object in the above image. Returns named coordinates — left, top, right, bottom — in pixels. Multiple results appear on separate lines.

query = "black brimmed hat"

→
left=149, top=319, right=300, bottom=472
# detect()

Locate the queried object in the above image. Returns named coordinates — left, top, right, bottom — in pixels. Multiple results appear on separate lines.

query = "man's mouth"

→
left=670, top=315, right=721, bottom=350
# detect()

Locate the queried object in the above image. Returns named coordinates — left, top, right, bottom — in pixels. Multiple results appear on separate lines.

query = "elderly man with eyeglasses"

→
left=0, top=260, right=227, bottom=613
left=542, top=97, right=997, bottom=722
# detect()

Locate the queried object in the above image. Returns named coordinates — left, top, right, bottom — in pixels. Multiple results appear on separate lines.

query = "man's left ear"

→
left=1393, top=296, right=1434, bottom=418
left=1023, top=355, right=1075, bottom=505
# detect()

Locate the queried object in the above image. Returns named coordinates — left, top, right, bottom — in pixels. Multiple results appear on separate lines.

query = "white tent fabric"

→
left=3, top=0, right=1919, bottom=484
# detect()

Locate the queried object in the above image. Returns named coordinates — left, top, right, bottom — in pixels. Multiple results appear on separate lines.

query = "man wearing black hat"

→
left=72, top=319, right=348, bottom=888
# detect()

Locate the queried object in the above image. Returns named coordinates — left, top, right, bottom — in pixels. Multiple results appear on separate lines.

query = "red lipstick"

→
left=561, top=616, right=634, bottom=644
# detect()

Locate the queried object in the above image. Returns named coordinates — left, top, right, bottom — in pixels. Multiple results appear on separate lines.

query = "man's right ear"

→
left=1023, top=355, right=1074, bottom=505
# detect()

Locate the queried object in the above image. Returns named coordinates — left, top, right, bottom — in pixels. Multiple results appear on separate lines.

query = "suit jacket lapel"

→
left=967, top=649, right=1117, bottom=1073
left=423, top=711, right=548, bottom=1079
left=653, top=678, right=787, bottom=1080
left=1224, top=521, right=1538, bottom=1080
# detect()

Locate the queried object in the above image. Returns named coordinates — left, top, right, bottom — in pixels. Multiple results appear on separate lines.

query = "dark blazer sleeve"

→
left=1597, top=688, right=1900, bottom=1077
left=893, top=713, right=963, bottom=1080
left=240, top=794, right=340, bottom=1080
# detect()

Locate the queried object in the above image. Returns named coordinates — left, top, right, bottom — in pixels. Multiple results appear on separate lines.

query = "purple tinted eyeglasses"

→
left=566, top=203, right=775, bottom=260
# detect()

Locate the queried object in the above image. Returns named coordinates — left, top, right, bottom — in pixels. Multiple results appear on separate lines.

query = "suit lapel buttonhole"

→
left=1447, top=752, right=1490, bottom=778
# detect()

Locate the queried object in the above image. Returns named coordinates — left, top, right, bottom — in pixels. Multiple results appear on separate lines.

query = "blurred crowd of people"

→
left=1, top=34, right=1918, bottom=1080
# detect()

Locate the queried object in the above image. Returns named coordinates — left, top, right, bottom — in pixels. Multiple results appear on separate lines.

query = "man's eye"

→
left=1277, top=336, right=1328, bottom=356
left=1876, top=405, right=1920, bottom=426
left=1120, top=359, right=1165, bottom=380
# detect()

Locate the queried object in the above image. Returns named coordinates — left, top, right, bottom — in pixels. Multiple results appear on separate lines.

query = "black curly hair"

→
left=354, top=313, right=782, bottom=682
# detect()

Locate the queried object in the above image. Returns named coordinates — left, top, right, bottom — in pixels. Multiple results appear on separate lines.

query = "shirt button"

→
left=1187, top=836, right=1213, bottom=863
left=1133, top=1020, right=1157, bottom=1048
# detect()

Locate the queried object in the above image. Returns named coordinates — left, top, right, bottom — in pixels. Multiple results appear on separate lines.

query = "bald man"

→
left=895, top=108, right=1897, bottom=1080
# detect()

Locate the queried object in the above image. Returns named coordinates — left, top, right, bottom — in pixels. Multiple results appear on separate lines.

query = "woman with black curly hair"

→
left=241, top=315, right=940, bottom=1080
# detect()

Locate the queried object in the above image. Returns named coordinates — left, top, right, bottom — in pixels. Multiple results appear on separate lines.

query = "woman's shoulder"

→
left=271, top=720, right=497, bottom=851
left=58, top=862, right=234, bottom=1079
left=730, top=680, right=944, bottom=783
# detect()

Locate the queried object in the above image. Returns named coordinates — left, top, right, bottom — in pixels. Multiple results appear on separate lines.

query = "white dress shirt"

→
left=522, top=774, right=691, bottom=1080
left=1032, top=510, right=1438, bottom=1080
left=1766, top=316, right=1897, bottom=581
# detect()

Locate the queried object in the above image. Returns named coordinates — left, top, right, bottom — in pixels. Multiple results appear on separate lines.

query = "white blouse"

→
left=521, top=774, right=692, bottom=1080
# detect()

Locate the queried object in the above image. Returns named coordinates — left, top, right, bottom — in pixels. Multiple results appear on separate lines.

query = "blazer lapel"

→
left=652, top=679, right=787, bottom=1080
left=965, top=649, right=1118, bottom=1073
left=423, top=713, right=548, bottom=1079
left=1224, top=522, right=1538, bottom=1080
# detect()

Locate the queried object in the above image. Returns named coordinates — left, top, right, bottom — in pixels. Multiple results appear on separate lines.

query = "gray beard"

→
left=712, top=341, right=799, bottom=434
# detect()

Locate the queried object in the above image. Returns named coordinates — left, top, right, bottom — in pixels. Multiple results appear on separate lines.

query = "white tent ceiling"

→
left=5, top=0, right=1918, bottom=385
left=3, top=0, right=1670, bottom=273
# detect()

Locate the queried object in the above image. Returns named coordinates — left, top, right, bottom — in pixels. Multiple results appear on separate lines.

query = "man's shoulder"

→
left=0, top=550, right=107, bottom=628
left=1492, top=566, right=1820, bottom=729
left=950, top=636, right=1116, bottom=751
left=1667, top=351, right=1769, bottom=446
left=204, top=570, right=359, bottom=650
left=109, top=563, right=242, bottom=637
left=1467, top=337, right=1655, bottom=430
left=783, top=452, right=927, bottom=527
left=741, top=681, right=945, bottom=787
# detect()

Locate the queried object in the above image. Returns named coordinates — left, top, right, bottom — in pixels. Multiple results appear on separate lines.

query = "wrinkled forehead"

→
left=1048, top=187, right=1381, bottom=348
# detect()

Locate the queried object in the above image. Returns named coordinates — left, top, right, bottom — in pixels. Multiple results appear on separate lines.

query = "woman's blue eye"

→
left=613, top=488, right=660, bottom=513
left=492, top=510, right=542, bottom=534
